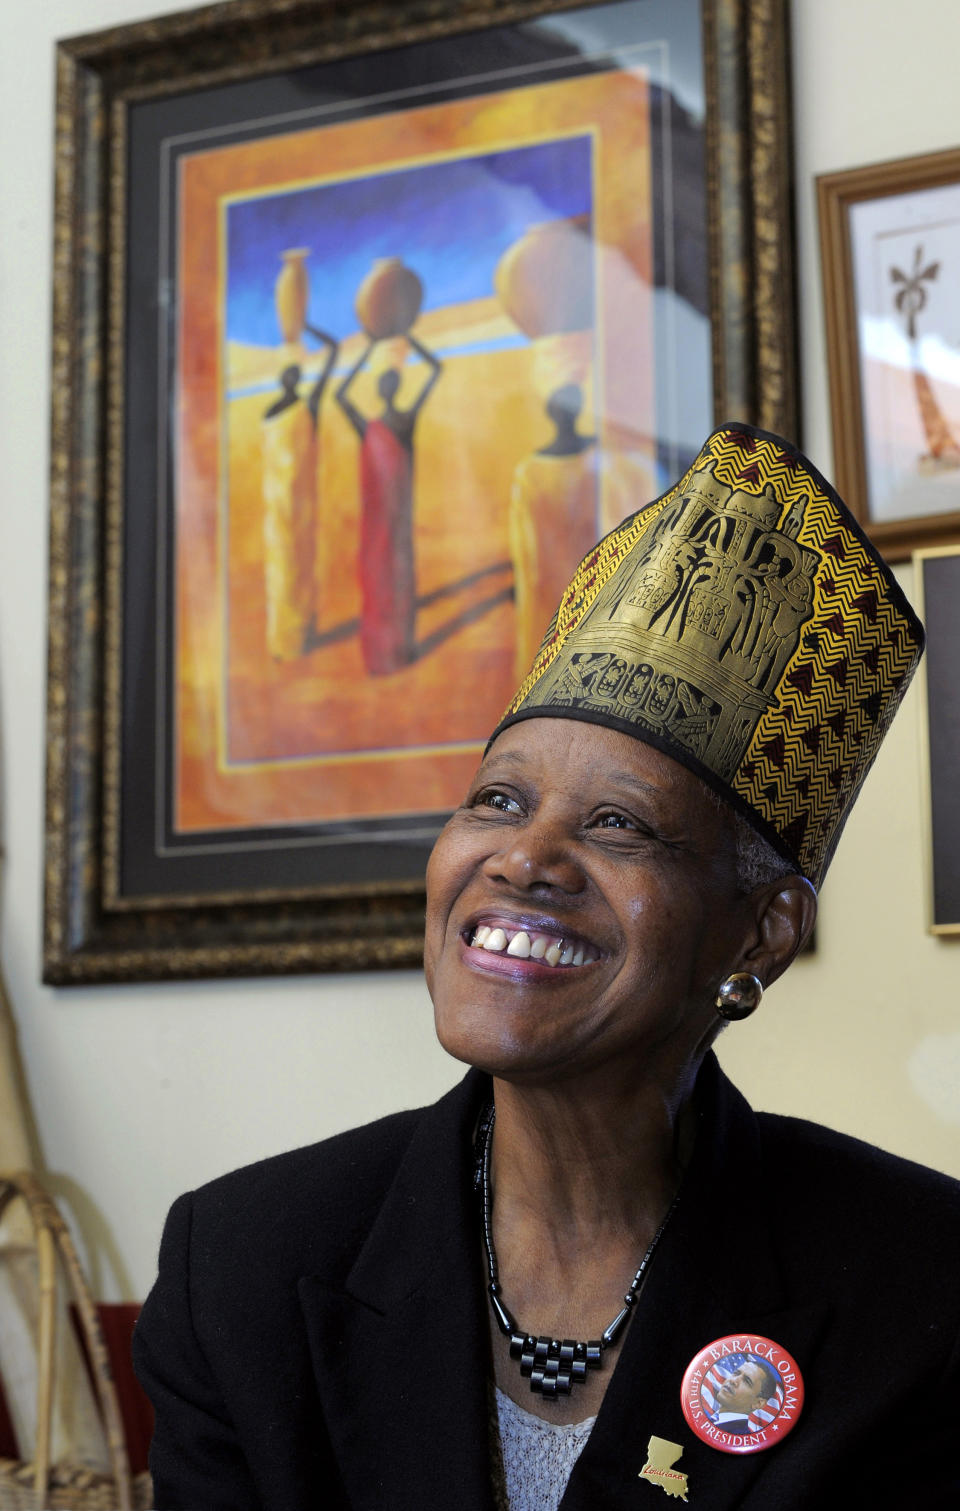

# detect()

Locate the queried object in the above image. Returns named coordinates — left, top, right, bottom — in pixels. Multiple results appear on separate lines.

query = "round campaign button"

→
left=680, top=1334, right=804, bottom=1455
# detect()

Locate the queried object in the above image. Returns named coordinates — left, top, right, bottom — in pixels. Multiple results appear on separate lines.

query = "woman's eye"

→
left=593, top=811, right=635, bottom=830
left=476, top=790, right=521, bottom=814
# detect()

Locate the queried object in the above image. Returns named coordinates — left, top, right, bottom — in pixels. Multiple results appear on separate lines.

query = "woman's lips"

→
left=466, top=922, right=599, bottom=969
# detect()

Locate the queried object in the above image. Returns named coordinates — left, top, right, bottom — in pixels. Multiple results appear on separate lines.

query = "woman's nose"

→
left=482, top=815, right=584, bottom=894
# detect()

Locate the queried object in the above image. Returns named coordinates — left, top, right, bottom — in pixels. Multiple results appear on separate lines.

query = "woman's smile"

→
left=465, top=919, right=602, bottom=970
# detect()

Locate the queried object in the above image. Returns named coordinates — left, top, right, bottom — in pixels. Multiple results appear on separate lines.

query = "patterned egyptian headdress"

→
left=491, top=423, right=924, bottom=887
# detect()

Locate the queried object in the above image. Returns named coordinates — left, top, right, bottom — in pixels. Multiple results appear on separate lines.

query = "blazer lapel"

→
left=299, top=1072, right=497, bottom=1511
left=561, top=1058, right=829, bottom=1511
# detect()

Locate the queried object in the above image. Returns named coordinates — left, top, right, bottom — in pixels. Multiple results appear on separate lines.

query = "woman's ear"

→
left=741, top=875, right=818, bottom=989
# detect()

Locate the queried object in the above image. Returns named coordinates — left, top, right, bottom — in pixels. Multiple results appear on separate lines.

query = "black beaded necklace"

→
left=476, top=1102, right=679, bottom=1399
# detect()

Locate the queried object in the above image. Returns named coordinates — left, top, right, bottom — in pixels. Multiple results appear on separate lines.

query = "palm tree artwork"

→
left=889, top=244, right=960, bottom=471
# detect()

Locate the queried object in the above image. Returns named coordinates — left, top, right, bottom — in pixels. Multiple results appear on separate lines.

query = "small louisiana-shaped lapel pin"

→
left=639, top=1436, right=689, bottom=1500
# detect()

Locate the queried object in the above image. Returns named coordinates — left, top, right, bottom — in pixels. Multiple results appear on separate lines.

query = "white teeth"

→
left=506, top=931, right=532, bottom=958
left=470, top=925, right=596, bottom=968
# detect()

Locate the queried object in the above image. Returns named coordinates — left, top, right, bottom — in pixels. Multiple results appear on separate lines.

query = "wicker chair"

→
left=0, top=1172, right=153, bottom=1510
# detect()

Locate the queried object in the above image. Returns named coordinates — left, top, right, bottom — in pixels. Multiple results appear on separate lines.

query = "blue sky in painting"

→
left=225, top=136, right=593, bottom=348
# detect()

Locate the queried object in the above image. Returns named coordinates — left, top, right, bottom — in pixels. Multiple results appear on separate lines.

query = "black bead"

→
left=586, top=1342, right=603, bottom=1368
left=489, top=1290, right=515, bottom=1337
left=571, top=1359, right=587, bottom=1382
left=602, top=1307, right=631, bottom=1346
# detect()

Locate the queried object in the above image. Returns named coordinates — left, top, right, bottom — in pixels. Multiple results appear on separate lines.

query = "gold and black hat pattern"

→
left=493, top=423, right=924, bottom=887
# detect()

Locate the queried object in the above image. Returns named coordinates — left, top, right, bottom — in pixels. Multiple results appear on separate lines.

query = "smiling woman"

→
left=134, top=424, right=960, bottom=1510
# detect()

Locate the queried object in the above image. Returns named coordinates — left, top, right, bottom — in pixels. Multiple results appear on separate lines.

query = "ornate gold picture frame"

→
left=45, top=0, right=796, bottom=984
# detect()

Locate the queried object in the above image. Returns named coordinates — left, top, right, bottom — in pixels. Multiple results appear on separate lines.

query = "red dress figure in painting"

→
left=336, top=334, right=443, bottom=675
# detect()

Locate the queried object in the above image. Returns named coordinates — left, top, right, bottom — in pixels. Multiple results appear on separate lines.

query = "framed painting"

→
left=45, top=0, right=797, bottom=983
left=915, top=546, right=960, bottom=935
left=818, top=148, right=960, bottom=562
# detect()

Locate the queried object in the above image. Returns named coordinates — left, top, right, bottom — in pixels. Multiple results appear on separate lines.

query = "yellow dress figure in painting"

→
left=496, top=223, right=601, bottom=678
left=260, top=262, right=339, bottom=661
left=509, top=382, right=598, bottom=679
left=261, top=391, right=320, bottom=661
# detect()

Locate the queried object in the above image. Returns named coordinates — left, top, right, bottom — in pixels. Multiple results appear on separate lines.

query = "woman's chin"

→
left=433, top=1001, right=614, bottom=1087
left=434, top=1006, right=560, bottom=1080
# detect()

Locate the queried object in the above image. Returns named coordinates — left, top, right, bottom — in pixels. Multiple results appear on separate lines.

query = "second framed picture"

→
left=819, top=147, right=960, bottom=561
left=915, top=546, right=960, bottom=937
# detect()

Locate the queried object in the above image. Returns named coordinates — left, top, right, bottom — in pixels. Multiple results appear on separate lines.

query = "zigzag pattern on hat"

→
left=708, top=430, right=922, bottom=883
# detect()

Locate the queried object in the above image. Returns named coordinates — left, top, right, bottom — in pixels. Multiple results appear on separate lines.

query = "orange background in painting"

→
left=176, top=68, right=654, bottom=832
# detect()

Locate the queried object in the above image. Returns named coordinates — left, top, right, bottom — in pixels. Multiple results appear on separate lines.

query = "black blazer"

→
left=134, top=1057, right=960, bottom=1509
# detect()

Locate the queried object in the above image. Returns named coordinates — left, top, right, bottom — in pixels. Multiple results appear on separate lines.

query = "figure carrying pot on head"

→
left=495, top=221, right=600, bottom=678
left=261, top=249, right=339, bottom=660
left=336, top=258, right=443, bottom=676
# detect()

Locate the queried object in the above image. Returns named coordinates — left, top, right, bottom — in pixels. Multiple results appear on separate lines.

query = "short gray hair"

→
left=696, top=777, right=794, bottom=894
left=731, top=811, right=794, bottom=894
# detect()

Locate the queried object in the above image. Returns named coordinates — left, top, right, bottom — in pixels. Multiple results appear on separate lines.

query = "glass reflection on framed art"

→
left=45, top=0, right=796, bottom=982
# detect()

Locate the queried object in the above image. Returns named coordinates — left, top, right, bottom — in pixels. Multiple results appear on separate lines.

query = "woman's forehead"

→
left=482, top=718, right=719, bottom=810
left=488, top=716, right=670, bottom=770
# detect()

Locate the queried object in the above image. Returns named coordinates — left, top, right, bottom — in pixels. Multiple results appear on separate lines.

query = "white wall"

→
left=0, top=0, right=958, bottom=1304
left=719, top=0, right=960, bottom=1169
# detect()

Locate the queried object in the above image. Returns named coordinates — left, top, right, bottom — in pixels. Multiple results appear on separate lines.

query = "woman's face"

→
left=425, top=717, right=755, bottom=1091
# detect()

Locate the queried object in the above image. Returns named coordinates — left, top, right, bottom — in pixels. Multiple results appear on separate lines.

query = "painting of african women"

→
left=174, top=68, right=657, bottom=836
